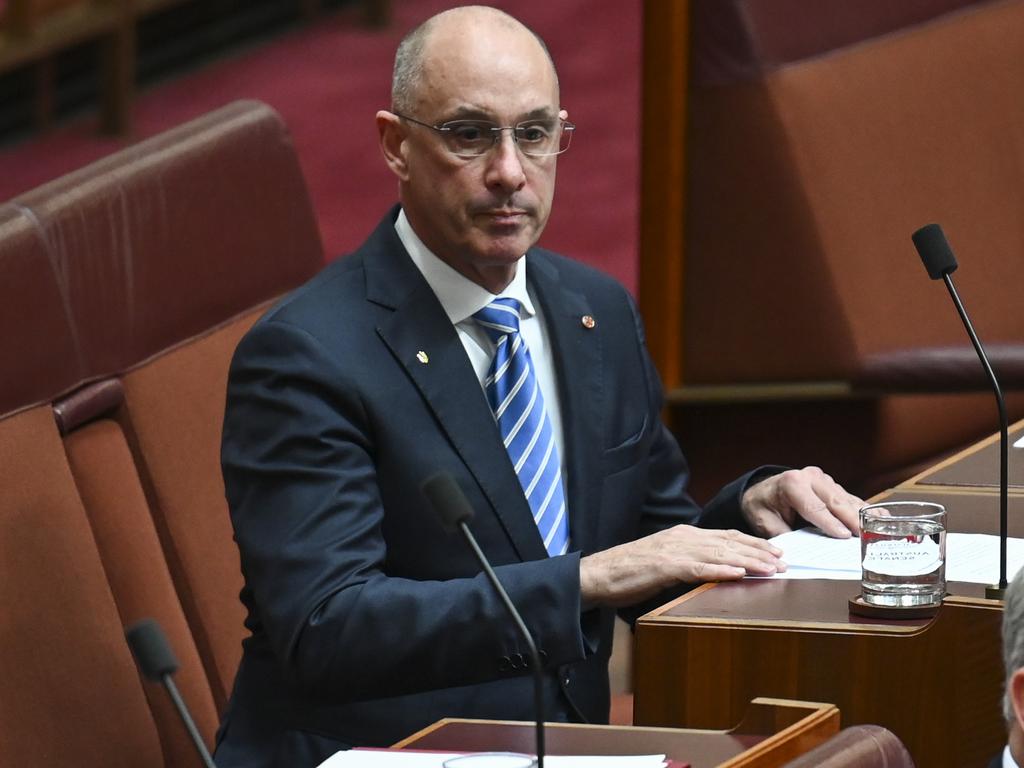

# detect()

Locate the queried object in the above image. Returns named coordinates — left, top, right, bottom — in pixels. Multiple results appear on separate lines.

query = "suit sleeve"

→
left=614, top=290, right=785, bottom=623
left=222, top=318, right=587, bottom=702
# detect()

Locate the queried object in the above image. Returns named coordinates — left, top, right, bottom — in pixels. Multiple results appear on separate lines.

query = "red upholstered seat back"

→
left=783, top=724, right=915, bottom=767
left=679, top=0, right=1024, bottom=493
left=0, top=100, right=323, bottom=763
left=0, top=406, right=167, bottom=766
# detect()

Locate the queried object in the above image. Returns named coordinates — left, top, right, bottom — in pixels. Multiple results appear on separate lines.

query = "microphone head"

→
left=912, top=223, right=959, bottom=279
left=421, top=472, right=475, bottom=532
left=125, top=618, right=180, bottom=680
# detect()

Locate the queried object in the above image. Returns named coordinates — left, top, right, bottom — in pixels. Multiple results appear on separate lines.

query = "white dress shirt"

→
left=1005, top=745, right=1020, bottom=768
left=394, top=209, right=568, bottom=480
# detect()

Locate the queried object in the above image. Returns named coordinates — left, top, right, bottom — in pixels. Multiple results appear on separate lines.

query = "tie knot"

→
left=473, top=298, right=523, bottom=340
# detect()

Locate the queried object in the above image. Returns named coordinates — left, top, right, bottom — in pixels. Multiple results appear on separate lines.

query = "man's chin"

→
left=476, top=243, right=533, bottom=266
left=473, top=228, right=540, bottom=261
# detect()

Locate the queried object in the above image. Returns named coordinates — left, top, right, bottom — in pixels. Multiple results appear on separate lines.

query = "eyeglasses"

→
left=395, top=113, right=575, bottom=158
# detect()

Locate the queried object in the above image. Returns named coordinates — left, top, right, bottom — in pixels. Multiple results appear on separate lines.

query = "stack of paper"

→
left=764, top=528, right=1024, bottom=583
left=318, top=752, right=668, bottom=768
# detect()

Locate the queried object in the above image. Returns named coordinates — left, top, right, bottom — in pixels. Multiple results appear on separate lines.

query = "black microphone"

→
left=125, top=618, right=218, bottom=768
left=912, top=223, right=1010, bottom=597
left=422, top=472, right=546, bottom=768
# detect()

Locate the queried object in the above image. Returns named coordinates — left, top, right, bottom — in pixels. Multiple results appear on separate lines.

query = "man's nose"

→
left=483, top=131, right=527, bottom=193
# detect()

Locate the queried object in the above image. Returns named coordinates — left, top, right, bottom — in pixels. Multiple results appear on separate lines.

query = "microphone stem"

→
left=943, top=275, right=1009, bottom=590
left=162, top=673, right=217, bottom=768
left=458, top=521, right=546, bottom=768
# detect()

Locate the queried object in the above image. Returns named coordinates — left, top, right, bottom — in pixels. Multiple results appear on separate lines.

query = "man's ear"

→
left=1011, top=668, right=1024, bottom=730
left=376, top=110, right=410, bottom=181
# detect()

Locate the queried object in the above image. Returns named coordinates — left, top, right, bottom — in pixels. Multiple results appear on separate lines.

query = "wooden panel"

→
left=900, top=416, right=1024, bottom=491
left=394, top=698, right=839, bottom=768
left=638, top=0, right=688, bottom=389
left=635, top=581, right=1004, bottom=767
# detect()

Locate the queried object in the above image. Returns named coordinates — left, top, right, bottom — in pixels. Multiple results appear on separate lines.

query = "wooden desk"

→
left=634, top=425, right=1023, bottom=767
left=394, top=698, right=839, bottom=768
left=900, top=417, right=1024, bottom=492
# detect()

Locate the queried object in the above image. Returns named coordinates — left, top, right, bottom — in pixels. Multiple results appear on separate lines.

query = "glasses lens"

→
left=511, top=120, right=554, bottom=156
left=440, top=120, right=496, bottom=156
left=437, top=119, right=575, bottom=157
left=519, top=120, right=574, bottom=157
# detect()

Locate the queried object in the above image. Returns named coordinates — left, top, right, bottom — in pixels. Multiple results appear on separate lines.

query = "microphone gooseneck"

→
left=126, top=619, right=218, bottom=768
left=422, top=472, right=547, bottom=768
left=911, top=224, right=1009, bottom=595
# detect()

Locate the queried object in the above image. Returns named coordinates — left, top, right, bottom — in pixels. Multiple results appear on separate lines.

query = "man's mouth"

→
left=480, top=209, right=528, bottom=224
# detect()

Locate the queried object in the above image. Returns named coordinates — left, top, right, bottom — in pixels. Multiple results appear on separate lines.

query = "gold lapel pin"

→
left=416, top=350, right=429, bottom=364
left=581, top=315, right=596, bottom=329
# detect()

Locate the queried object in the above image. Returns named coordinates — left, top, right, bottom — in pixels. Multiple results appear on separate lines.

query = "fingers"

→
left=750, top=511, right=794, bottom=539
left=680, top=527, right=785, bottom=580
left=810, top=474, right=865, bottom=535
left=579, top=525, right=788, bottom=609
left=776, top=467, right=864, bottom=538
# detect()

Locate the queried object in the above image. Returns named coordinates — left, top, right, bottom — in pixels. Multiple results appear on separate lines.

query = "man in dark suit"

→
left=214, top=6, right=864, bottom=767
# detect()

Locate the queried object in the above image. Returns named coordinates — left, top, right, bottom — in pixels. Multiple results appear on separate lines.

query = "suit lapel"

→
left=527, top=252, right=603, bottom=557
left=364, top=213, right=548, bottom=562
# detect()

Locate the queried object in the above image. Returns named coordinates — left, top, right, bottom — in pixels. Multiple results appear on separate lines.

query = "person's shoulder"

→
left=528, top=246, right=632, bottom=300
left=259, top=251, right=367, bottom=331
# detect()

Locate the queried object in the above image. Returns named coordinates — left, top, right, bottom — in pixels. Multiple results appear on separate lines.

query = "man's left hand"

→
left=741, top=467, right=864, bottom=539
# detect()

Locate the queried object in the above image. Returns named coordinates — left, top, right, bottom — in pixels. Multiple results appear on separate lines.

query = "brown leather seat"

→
left=783, top=724, right=915, bottom=767
left=677, top=0, right=1024, bottom=498
left=0, top=405, right=170, bottom=765
left=0, top=100, right=322, bottom=764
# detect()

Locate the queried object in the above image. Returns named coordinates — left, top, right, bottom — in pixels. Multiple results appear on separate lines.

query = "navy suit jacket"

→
left=214, top=207, right=762, bottom=767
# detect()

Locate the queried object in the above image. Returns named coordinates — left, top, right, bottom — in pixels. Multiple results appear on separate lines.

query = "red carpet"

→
left=0, top=1, right=640, bottom=290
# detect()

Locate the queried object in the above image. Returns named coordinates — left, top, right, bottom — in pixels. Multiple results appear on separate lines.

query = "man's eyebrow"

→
left=441, top=106, right=559, bottom=122
left=520, top=107, right=559, bottom=121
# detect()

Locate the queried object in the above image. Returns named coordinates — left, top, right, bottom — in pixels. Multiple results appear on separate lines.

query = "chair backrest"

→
left=57, top=381, right=222, bottom=766
left=782, top=724, right=915, bottom=767
left=0, top=99, right=324, bottom=763
left=685, top=0, right=1024, bottom=385
left=0, top=405, right=168, bottom=766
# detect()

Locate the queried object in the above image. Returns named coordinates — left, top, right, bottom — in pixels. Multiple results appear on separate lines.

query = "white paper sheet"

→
left=761, top=527, right=1024, bottom=584
left=318, top=752, right=667, bottom=768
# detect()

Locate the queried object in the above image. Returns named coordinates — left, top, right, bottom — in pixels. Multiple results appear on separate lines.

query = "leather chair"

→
left=675, top=0, right=1024, bottom=499
left=0, top=99, right=323, bottom=764
left=783, top=724, right=915, bottom=767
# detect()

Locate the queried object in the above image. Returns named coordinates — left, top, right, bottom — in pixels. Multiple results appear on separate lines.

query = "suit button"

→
left=513, top=653, right=527, bottom=669
left=499, top=656, right=512, bottom=673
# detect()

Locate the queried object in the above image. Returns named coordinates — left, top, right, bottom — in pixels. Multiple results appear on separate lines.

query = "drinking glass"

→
left=860, top=501, right=946, bottom=607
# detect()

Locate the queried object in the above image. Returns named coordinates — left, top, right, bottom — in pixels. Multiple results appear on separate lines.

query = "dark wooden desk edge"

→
left=639, top=583, right=1003, bottom=628
left=900, top=417, right=1024, bottom=487
left=393, top=699, right=839, bottom=765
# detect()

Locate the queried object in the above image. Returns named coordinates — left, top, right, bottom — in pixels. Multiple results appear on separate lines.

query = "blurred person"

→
left=995, top=567, right=1024, bottom=768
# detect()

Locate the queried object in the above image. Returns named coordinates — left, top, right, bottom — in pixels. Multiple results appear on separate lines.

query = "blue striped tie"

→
left=474, top=298, right=569, bottom=556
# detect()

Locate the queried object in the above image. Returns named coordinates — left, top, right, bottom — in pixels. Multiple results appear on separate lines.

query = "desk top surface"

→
left=643, top=488, right=1017, bottom=627
left=395, top=720, right=761, bottom=767
left=906, top=419, right=1024, bottom=490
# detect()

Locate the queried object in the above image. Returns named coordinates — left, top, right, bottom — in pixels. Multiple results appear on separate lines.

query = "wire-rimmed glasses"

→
left=395, top=113, right=575, bottom=158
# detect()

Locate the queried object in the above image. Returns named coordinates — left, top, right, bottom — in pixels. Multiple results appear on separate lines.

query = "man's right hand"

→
left=578, top=525, right=785, bottom=609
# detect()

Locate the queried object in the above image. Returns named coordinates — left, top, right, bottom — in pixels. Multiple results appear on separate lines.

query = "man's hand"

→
left=579, top=525, right=785, bottom=609
left=741, top=466, right=864, bottom=539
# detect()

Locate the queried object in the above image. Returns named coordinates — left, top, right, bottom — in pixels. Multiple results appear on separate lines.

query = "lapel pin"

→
left=416, top=350, right=429, bottom=364
left=581, top=315, right=596, bottom=329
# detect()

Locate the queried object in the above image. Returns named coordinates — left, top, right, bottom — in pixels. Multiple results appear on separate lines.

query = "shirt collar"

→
left=395, top=208, right=535, bottom=324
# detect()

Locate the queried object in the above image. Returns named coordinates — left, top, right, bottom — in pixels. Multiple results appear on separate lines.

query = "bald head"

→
left=391, top=6, right=558, bottom=115
left=376, top=4, right=566, bottom=292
